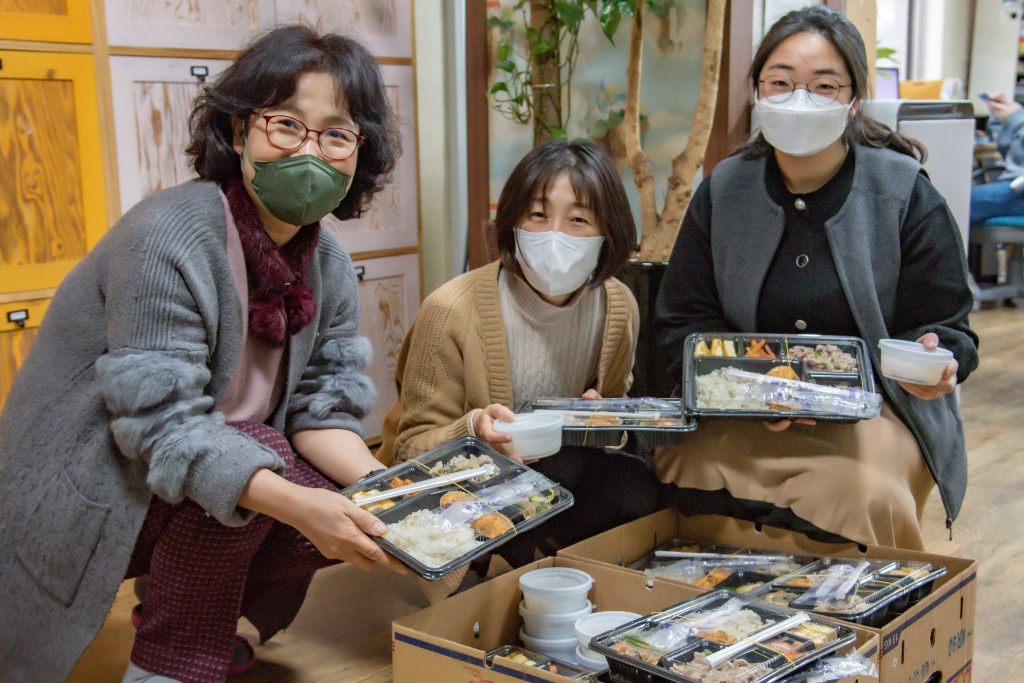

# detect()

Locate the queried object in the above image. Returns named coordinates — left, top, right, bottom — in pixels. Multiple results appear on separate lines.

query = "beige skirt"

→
left=654, top=404, right=934, bottom=550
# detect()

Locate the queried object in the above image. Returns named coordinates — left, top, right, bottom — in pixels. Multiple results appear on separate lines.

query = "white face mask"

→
left=515, top=228, right=605, bottom=297
left=754, top=88, right=854, bottom=157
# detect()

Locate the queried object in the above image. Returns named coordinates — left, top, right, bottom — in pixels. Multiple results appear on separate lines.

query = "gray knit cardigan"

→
left=0, top=180, right=376, bottom=682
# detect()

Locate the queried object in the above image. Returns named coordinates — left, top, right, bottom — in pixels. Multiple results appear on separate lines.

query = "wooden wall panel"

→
left=109, top=57, right=230, bottom=213
left=274, top=0, right=412, bottom=59
left=0, top=78, right=87, bottom=270
left=0, top=325, right=38, bottom=414
left=0, top=0, right=66, bottom=15
left=351, top=253, right=420, bottom=441
left=322, top=64, right=418, bottom=255
left=105, top=0, right=273, bottom=49
left=0, top=51, right=107, bottom=293
left=0, top=0, right=90, bottom=42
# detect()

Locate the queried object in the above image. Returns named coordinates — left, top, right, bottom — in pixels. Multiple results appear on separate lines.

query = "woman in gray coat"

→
left=0, top=25, right=405, bottom=683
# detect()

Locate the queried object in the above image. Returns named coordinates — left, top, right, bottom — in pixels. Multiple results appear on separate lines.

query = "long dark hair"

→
left=495, top=139, right=637, bottom=286
left=186, top=24, right=400, bottom=221
left=737, top=6, right=926, bottom=162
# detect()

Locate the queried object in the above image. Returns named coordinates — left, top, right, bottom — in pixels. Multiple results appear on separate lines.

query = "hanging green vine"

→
left=489, top=1, right=638, bottom=143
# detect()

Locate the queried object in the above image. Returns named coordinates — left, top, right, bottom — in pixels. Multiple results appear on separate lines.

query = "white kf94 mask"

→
left=515, top=228, right=605, bottom=297
left=755, top=88, right=854, bottom=157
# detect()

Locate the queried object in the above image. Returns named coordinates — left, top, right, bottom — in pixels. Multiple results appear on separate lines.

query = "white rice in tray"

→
left=695, top=368, right=765, bottom=410
left=384, top=508, right=482, bottom=568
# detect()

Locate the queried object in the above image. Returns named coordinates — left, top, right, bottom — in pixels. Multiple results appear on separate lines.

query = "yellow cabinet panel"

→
left=0, top=297, right=49, bottom=410
left=0, top=51, right=106, bottom=294
left=0, top=0, right=91, bottom=43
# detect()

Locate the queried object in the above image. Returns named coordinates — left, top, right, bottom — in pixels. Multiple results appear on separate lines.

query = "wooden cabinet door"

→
left=0, top=298, right=48, bottom=411
left=0, top=0, right=91, bottom=43
left=104, top=0, right=273, bottom=50
left=350, top=252, right=420, bottom=441
left=0, top=51, right=106, bottom=295
left=273, top=0, right=412, bottom=59
left=109, top=56, right=230, bottom=213
left=322, top=64, right=418, bottom=256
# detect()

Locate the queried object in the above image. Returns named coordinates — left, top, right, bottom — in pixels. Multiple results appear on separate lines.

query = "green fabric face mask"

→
left=243, top=143, right=353, bottom=226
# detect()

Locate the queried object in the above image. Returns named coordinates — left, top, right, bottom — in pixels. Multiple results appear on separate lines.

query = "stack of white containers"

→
left=518, top=568, right=594, bottom=664
left=573, top=610, right=642, bottom=671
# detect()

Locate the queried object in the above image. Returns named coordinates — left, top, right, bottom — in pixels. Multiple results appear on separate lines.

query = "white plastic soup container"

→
left=574, top=611, right=642, bottom=660
left=519, top=567, right=593, bottom=614
left=519, top=599, right=593, bottom=640
left=519, top=628, right=579, bottom=663
left=878, top=339, right=953, bottom=386
left=494, top=412, right=565, bottom=459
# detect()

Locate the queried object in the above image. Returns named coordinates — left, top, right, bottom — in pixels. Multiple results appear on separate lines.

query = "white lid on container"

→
left=878, top=339, right=953, bottom=360
left=519, top=567, right=593, bottom=593
left=574, top=611, right=642, bottom=639
left=494, top=412, right=565, bottom=434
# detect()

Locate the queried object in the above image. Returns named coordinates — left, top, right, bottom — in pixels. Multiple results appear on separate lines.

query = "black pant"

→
left=495, top=445, right=669, bottom=568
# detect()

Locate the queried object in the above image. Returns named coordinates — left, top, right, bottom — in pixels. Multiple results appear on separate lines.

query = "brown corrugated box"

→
left=392, top=555, right=880, bottom=683
left=556, top=510, right=975, bottom=683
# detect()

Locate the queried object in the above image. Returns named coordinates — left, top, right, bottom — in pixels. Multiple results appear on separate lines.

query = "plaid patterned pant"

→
left=123, top=422, right=339, bottom=682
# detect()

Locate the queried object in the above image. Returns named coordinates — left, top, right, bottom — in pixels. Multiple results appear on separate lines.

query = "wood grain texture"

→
left=0, top=0, right=66, bottom=15
left=356, top=271, right=408, bottom=440
left=65, top=306, right=1024, bottom=683
left=132, top=80, right=201, bottom=198
left=0, top=325, right=37, bottom=414
left=0, top=78, right=87, bottom=269
left=278, top=0, right=397, bottom=36
left=126, top=0, right=259, bottom=29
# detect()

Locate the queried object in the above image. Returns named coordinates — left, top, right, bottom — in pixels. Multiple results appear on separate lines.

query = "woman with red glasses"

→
left=0, top=25, right=406, bottom=683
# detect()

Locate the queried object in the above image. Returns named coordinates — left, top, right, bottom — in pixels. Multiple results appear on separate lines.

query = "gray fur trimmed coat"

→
left=0, top=180, right=376, bottom=682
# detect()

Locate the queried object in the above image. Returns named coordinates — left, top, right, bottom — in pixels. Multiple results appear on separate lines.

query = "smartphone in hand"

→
left=978, top=92, right=990, bottom=102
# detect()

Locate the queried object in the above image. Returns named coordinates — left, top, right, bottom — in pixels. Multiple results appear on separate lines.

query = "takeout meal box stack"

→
left=517, top=567, right=594, bottom=665
left=557, top=509, right=976, bottom=683
left=392, top=557, right=880, bottom=683
left=342, top=437, right=573, bottom=580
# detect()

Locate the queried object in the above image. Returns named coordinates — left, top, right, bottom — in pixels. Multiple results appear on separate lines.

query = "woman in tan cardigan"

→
left=378, top=140, right=665, bottom=595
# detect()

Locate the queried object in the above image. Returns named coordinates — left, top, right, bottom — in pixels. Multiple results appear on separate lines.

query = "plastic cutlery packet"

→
left=589, top=590, right=855, bottom=683
left=523, top=397, right=696, bottom=448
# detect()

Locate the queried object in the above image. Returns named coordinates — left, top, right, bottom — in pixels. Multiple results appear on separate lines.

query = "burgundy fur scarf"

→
left=223, top=177, right=319, bottom=347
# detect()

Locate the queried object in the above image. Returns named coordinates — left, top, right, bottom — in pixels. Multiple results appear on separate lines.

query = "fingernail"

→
left=373, top=521, right=386, bottom=535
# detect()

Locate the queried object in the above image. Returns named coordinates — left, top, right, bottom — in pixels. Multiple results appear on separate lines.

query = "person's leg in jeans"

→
left=970, top=180, right=1024, bottom=224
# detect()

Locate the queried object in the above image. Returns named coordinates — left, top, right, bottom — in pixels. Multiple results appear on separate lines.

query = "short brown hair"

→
left=186, top=24, right=400, bottom=221
left=495, top=139, right=637, bottom=286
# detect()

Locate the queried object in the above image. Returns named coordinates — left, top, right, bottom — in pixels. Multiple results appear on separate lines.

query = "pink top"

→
left=214, top=189, right=288, bottom=424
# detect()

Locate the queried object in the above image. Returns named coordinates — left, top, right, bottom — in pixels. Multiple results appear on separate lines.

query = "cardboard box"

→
left=393, top=555, right=880, bottom=683
left=558, top=510, right=976, bottom=683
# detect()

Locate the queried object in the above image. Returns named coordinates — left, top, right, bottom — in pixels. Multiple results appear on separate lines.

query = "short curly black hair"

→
left=186, top=24, right=400, bottom=221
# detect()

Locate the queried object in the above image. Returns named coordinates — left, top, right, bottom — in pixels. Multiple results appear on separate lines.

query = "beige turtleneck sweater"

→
left=376, top=261, right=639, bottom=465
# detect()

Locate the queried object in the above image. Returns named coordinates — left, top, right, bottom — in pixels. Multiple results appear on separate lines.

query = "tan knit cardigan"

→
left=376, top=261, right=640, bottom=466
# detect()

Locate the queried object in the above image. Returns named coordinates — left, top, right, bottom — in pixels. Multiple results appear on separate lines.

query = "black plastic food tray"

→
left=486, top=644, right=592, bottom=679
left=590, top=590, right=856, bottom=683
left=682, top=333, right=877, bottom=423
left=749, top=559, right=945, bottom=628
left=340, top=436, right=573, bottom=580
left=525, top=398, right=697, bottom=449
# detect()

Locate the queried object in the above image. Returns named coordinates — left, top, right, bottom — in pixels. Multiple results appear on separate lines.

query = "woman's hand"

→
left=764, top=417, right=816, bottom=432
left=239, top=468, right=407, bottom=574
left=289, top=487, right=408, bottom=573
left=986, top=92, right=1022, bottom=122
left=472, top=404, right=516, bottom=454
left=896, top=333, right=959, bottom=400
